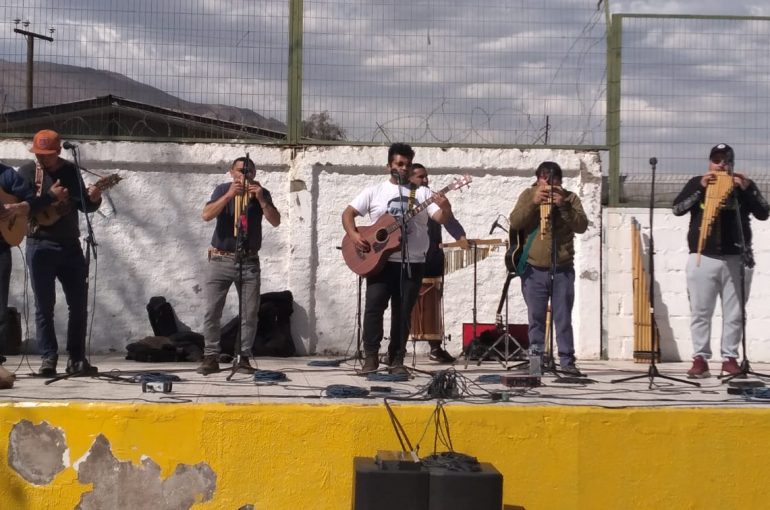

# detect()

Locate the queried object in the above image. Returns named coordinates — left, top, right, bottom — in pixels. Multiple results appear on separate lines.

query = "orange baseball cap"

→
left=30, top=129, right=61, bottom=155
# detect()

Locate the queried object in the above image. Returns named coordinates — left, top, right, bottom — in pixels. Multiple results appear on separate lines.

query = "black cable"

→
left=253, top=369, right=288, bottom=383
left=325, top=384, right=369, bottom=398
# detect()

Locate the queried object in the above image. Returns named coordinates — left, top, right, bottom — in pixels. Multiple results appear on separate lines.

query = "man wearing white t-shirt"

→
left=342, top=143, right=453, bottom=375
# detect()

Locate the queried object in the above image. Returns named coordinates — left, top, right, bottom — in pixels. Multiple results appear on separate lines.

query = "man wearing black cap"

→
left=509, top=161, right=588, bottom=376
left=18, top=129, right=103, bottom=376
left=673, top=144, right=769, bottom=378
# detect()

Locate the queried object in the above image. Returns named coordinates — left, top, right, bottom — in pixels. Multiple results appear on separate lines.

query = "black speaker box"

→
left=427, top=462, right=503, bottom=510
left=352, top=457, right=429, bottom=510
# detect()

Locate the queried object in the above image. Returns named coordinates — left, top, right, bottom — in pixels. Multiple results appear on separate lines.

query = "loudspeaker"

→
left=427, top=463, right=503, bottom=510
left=353, top=457, right=429, bottom=510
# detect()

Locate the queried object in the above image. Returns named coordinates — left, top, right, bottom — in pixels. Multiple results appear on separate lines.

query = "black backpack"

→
left=146, top=296, right=179, bottom=337
left=220, top=290, right=296, bottom=357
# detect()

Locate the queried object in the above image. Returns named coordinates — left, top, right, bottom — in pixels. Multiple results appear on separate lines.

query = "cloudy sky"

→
left=2, top=1, right=770, bottom=175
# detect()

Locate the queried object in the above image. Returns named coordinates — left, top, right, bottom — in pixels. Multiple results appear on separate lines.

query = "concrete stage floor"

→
left=1, top=354, right=768, bottom=406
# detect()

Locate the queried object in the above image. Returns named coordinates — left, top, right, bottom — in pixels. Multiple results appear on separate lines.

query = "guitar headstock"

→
left=95, top=174, right=122, bottom=191
left=449, top=174, right=472, bottom=192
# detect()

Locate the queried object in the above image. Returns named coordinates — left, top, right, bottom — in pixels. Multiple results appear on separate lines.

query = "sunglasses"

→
left=710, top=157, right=732, bottom=165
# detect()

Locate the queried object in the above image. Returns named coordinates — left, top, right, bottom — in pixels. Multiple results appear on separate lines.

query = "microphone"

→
left=62, top=141, right=77, bottom=150
left=391, top=169, right=407, bottom=185
left=489, top=218, right=501, bottom=235
left=649, top=157, right=658, bottom=166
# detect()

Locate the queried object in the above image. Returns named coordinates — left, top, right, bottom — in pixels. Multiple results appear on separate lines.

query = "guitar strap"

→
left=407, top=184, right=417, bottom=211
left=34, top=161, right=44, bottom=197
left=516, top=227, right=539, bottom=275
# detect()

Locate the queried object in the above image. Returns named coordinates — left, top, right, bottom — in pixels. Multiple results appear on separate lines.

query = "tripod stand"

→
left=476, top=270, right=524, bottom=368
left=718, top=164, right=770, bottom=383
left=612, top=157, right=699, bottom=388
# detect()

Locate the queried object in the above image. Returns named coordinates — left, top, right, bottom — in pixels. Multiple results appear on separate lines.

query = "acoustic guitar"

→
left=341, top=175, right=472, bottom=277
left=504, top=225, right=537, bottom=276
left=0, top=188, right=27, bottom=246
left=34, top=174, right=122, bottom=226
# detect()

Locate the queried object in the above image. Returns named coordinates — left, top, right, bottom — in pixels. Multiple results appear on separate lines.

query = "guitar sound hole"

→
left=374, top=229, right=388, bottom=243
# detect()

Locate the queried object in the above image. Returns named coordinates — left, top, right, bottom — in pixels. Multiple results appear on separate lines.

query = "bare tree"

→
left=302, top=111, right=345, bottom=141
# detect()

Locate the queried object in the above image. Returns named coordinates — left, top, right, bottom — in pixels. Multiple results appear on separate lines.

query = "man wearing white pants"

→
left=673, top=144, right=769, bottom=378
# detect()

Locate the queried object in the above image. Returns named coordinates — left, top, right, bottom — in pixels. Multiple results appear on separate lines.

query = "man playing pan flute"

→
left=197, top=157, right=281, bottom=376
left=673, top=144, right=769, bottom=378
left=509, top=161, right=588, bottom=376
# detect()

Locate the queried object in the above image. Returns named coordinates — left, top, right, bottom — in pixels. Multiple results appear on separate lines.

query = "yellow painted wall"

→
left=1, top=403, right=769, bottom=509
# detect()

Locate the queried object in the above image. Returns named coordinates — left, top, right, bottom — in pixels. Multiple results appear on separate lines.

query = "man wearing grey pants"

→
left=673, top=144, right=769, bottom=379
left=198, top=157, right=281, bottom=375
left=509, top=162, right=588, bottom=376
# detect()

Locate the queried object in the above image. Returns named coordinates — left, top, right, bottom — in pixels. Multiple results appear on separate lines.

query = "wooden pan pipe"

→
left=440, top=238, right=506, bottom=275
left=631, top=218, right=660, bottom=363
left=540, top=202, right=551, bottom=239
left=696, top=170, right=733, bottom=265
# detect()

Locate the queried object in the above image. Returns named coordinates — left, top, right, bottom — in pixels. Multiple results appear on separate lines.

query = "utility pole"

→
left=13, top=20, right=54, bottom=109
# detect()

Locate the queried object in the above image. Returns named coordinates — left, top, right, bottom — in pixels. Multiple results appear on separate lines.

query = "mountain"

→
left=0, top=60, right=286, bottom=132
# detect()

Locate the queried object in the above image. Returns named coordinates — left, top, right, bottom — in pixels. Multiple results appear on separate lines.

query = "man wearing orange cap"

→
left=18, top=130, right=103, bottom=376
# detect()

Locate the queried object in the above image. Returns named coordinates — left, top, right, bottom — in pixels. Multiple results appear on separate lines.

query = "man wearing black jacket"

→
left=673, top=144, right=769, bottom=378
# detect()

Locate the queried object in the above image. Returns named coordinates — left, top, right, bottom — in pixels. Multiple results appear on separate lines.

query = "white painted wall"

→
left=604, top=208, right=770, bottom=362
left=1, top=141, right=602, bottom=360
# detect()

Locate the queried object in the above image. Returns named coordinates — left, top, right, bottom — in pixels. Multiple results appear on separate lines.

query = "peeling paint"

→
left=8, top=420, right=68, bottom=485
left=77, top=435, right=216, bottom=510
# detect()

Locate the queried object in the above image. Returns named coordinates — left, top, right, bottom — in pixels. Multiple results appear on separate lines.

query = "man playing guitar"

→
left=18, top=130, right=103, bottom=376
left=0, top=162, right=54, bottom=361
left=341, top=143, right=453, bottom=375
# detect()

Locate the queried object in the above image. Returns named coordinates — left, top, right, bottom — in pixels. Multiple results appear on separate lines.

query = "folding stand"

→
left=476, top=271, right=524, bottom=368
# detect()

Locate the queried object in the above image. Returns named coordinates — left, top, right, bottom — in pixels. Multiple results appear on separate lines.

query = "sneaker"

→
left=721, top=357, right=742, bottom=377
left=197, top=355, right=220, bottom=375
left=560, top=363, right=584, bottom=377
left=687, top=356, right=710, bottom=379
left=429, top=348, right=456, bottom=364
left=37, top=357, right=58, bottom=377
left=66, top=358, right=98, bottom=376
left=236, top=356, right=256, bottom=374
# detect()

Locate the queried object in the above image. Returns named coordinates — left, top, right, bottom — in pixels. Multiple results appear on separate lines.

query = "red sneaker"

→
left=686, top=356, right=710, bottom=379
left=721, top=357, right=742, bottom=377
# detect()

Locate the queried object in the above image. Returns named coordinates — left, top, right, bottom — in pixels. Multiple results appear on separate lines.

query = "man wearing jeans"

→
left=197, top=157, right=280, bottom=375
left=509, top=162, right=588, bottom=376
left=18, top=130, right=102, bottom=376
left=673, top=144, right=769, bottom=378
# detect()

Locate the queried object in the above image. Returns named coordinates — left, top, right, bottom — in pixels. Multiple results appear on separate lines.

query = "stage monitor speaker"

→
left=427, top=462, right=503, bottom=510
left=353, top=457, right=429, bottom=510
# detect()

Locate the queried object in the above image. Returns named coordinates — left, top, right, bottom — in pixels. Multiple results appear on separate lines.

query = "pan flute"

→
left=696, top=170, right=733, bottom=265
left=441, top=238, right=506, bottom=275
left=540, top=202, right=551, bottom=239
left=631, top=218, right=660, bottom=363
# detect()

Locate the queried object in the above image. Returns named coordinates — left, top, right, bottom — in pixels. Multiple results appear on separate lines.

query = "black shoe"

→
left=429, top=348, right=455, bottom=364
left=66, top=358, right=98, bottom=376
left=560, top=363, right=584, bottom=377
left=37, top=357, right=58, bottom=377
left=197, top=355, right=220, bottom=375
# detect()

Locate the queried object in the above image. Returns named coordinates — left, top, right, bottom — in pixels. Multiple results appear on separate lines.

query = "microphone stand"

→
left=540, top=182, right=563, bottom=379
left=612, top=157, right=699, bottom=388
left=719, top=164, right=770, bottom=382
left=393, top=173, right=412, bottom=370
left=226, top=153, right=253, bottom=381
left=46, top=144, right=121, bottom=384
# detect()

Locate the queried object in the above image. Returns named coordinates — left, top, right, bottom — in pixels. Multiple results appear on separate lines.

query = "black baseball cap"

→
left=709, top=143, right=734, bottom=162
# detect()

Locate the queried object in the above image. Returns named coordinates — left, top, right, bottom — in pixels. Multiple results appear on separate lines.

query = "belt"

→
left=208, top=247, right=259, bottom=261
